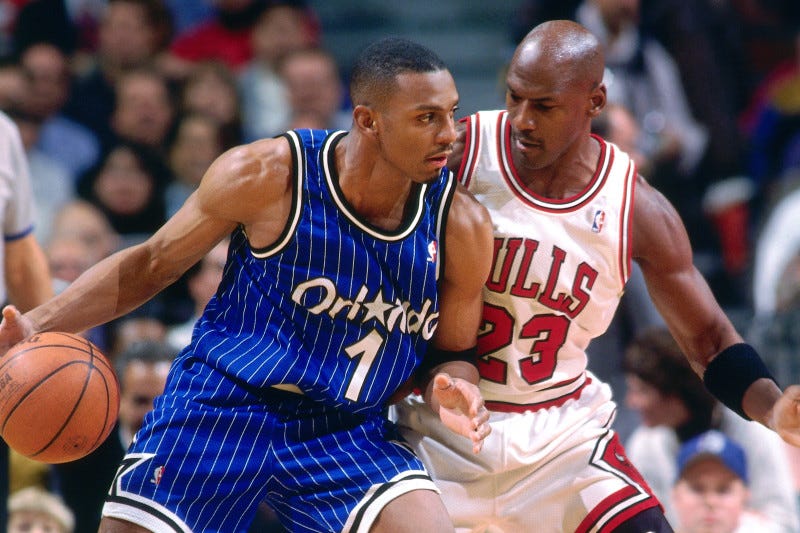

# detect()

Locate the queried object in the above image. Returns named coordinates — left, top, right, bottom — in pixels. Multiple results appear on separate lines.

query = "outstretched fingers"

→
left=432, top=373, right=492, bottom=453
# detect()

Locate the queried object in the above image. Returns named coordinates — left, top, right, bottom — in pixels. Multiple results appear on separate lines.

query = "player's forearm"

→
left=743, top=378, right=784, bottom=430
left=26, top=244, right=178, bottom=334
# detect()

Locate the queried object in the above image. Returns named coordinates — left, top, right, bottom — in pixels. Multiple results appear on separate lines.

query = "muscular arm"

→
left=633, top=176, right=783, bottom=428
left=0, top=138, right=294, bottom=349
left=5, top=233, right=52, bottom=311
left=421, top=184, right=494, bottom=409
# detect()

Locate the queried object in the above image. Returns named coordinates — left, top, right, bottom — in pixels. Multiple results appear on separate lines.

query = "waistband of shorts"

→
left=484, top=375, right=592, bottom=414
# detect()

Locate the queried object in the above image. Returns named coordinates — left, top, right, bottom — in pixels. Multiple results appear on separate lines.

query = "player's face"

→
left=672, top=461, right=748, bottom=533
left=374, top=70, right=459, bottom=183
left=505, top=49, right=593, bottom=172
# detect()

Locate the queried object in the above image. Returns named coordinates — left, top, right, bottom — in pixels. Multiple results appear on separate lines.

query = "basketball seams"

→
left=30, top=361, right=95, bottom=458
left=0, top=331, right=120, bottom=463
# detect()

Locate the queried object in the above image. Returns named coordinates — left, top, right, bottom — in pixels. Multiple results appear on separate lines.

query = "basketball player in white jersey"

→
left=393, top=20, right=800, bottom=532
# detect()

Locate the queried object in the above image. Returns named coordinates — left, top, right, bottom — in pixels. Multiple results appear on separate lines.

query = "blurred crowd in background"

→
left=1, top=0, right=800, bottom=532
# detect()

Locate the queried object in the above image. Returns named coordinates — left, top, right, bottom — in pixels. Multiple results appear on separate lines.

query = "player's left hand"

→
left=432, top=372, right=491, bottom=453
left=773, top=384, right=800, bottom=447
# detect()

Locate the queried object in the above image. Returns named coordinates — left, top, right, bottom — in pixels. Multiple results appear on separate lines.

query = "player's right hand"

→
left=0, top=305, right=34, bottom=354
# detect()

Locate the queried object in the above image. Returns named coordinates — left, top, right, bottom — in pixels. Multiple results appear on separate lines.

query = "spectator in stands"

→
left=165, top=0, right=318, bottom=78
left=18, top=42, right=100, bottom=182
left=751, top=172, right=800, bottom=318
left=672, top=430, right=776, bottom=533
left=0, top=59, right=25, bottom=110
left=48, top=200, right=120, bottom=266
left=109, top=67, right=176, bottom=153
left=76, top=141, right=169, bottom=245
left=623, top=327, right=800, bottom=531
left=165, top=0, right=267, bottom=77
left=62, top=0, right=173, bottom=148
left=163, top=111, right=225, bottom=217
left=8, top=486, right=74, bottom=533
left=239, top=1, right=317, bottom=141
left=179, top=60, right=242, bottom=148
left=11, top=0, right=106, bottom=65
left=278, top=46, right=351, bottom=131
left=46, top=236, right=95, bottom=292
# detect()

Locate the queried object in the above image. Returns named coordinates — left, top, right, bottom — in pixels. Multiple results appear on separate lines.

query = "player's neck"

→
left=514, top=136, right=600, bottom=199
left=334, top=134, right=415, bottom=230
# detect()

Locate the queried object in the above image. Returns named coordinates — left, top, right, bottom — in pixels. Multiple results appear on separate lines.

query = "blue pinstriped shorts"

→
left=102, top=358, right=437, bottom=533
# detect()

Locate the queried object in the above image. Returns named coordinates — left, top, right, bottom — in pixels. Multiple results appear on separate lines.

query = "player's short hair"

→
left=349, top=37, right=447, bottom=107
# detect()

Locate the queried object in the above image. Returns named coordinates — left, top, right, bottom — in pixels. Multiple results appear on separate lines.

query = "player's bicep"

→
left=633, top=178, right=738, bottom=362
left=433, top=187, right=493, bottom=351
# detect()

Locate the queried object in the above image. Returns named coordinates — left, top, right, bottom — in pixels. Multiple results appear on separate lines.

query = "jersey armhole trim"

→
left=457, top=114, right=480, bottom=188
left=250, top=131, right=305, bottom=259
left=436, top=173, right=457, bottom=282
left=618, top=158, right=636, bottom=288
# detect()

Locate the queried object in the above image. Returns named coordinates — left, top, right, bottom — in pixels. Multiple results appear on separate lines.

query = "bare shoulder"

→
left=632, top=175, right=693, bottom=269
left=448, top=182, right=493, bottom=237
left=443, top=182, right=494, bottom=285
left=196, top=136, right=293, bottom=226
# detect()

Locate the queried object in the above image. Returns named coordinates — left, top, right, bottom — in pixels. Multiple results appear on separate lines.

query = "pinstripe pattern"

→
left=102, top=129, right=453, bottom=532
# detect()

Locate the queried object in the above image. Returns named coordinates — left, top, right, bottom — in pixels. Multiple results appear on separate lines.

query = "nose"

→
left=510, top=100, right=536, bottom=132
left=437, top=114, right=457, bottom=146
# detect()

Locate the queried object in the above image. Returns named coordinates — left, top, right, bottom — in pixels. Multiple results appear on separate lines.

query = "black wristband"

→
left=416, top=345, right=478, bottom=382
left=702, top=343, right=778, bottom=420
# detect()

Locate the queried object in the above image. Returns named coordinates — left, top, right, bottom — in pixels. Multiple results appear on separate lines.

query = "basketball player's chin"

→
left=414, top=170, right=445, bottom=184
left=423, top=155, right=448, bottom=174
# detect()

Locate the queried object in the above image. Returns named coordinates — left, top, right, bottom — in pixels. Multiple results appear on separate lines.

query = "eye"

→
left=419, top=113, right=434, bottom=123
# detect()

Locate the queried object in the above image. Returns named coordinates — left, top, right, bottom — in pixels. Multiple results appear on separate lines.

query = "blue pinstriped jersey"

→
left=182, top=129, right=454, bottom=414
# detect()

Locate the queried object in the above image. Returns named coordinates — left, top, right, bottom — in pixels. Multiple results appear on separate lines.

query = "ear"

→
left=353, top=105, right=378, bottom=135
left=588, top=83, right=607, bottom=118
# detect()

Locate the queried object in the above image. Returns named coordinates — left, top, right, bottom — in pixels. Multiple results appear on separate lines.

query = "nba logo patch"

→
left=427, top=240, right=438, bottom=263
left=151, top=465, right=165, bottom=485
left=592, top=210, right=606, bottom=233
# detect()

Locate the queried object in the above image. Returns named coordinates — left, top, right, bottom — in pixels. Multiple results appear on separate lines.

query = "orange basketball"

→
left=0, top=331, right=119, bottom=463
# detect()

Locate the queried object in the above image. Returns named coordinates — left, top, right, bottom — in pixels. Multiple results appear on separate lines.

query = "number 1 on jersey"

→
left=343, top=329, right=383, bottom=401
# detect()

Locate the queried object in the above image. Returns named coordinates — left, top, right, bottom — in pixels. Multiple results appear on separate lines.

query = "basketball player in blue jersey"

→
left=393, top=20, right=800, bottom=532
left=0, top=37, right=495, bottom=532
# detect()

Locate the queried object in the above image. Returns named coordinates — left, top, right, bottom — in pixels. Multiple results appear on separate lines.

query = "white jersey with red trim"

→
left=457, top=110, right=635, bottom=408
left=391, top=111, right=662, bottom=531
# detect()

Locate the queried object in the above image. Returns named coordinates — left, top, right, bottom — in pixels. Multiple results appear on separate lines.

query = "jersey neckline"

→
left=496, top=112, right=612, bottom=213
left=322, top=130, right=431, bottom=241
